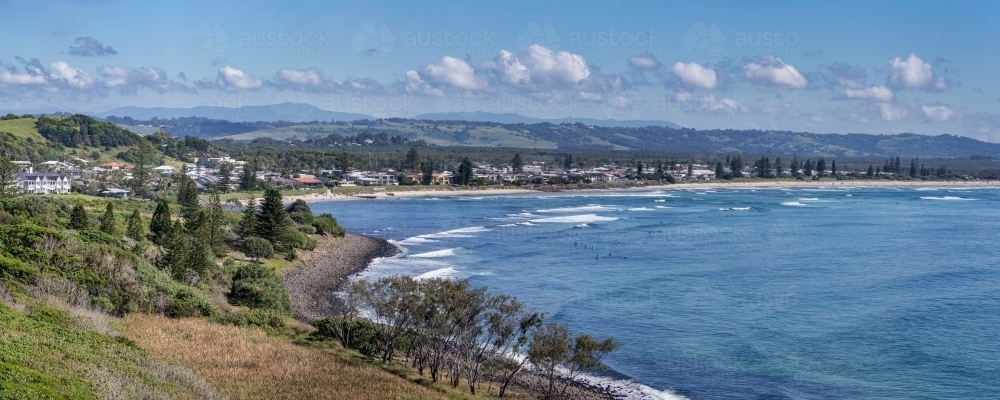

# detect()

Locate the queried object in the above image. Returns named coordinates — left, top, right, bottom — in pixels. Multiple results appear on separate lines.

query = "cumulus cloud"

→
left=671, top=62, right=717, bottom=89
left=98, top=66, right=191, bottom=94
left=48, top=61, right=95, bottom=89
left=0, top=70, right=47, bottom=85
left=843, top=85, right=893, bottom=103
left=274, top=67, right=388, bottom=94
left=68, top=37, right=118, bottom=57
left=403, top=56, right=488, bottom=96
left=743, top=56, right=807, bottom=88
left=921, top=105, right=955, bottom=122
left=878, top=103, right=907, bottom=121
left=887, top=53, right=947, bottom=90
left=217, top=66, right=263, bottom=90
left=674, top=91, right=745, bottom=113
left=628, top=55, right=661, bottom=71
left=490, top=45, right=591, bottom=90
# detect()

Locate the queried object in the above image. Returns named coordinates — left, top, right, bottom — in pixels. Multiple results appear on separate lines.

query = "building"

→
left=98, top=188, right=131, bottom=199
left=12, top=161, right=32, bottom=173
left=153, top=165, right=175, bottom=176
left=14, top=173, right=71, bottom=194
left=98, top=162, right=131, bottom=171
left=292, top=175, right=324, bottom=188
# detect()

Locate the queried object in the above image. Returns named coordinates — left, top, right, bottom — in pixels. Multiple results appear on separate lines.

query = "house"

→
left=153, top=165, right=175, bottom=176
left=12, top=161, right=32, bottom=173
left=98, top=188, right=131, bottom=199
left=14, top=173, right=70, bottom=194
left=99, top=162, right=131, bottom=171
left=292, top=175, right=324, bottom=188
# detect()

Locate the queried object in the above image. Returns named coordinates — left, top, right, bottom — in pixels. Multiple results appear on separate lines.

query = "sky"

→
left=2, top=0, right=1000, bottom=140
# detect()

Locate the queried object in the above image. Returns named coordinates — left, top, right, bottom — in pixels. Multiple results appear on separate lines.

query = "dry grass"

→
left=118, top=314, right=453, bottom=400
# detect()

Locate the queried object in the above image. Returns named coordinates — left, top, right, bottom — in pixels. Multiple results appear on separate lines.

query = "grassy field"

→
left=0, top=118, right=47, bottom=142
left=118, top=314, right=475, bottom=400
left=0, top=293, right=220, bottom=399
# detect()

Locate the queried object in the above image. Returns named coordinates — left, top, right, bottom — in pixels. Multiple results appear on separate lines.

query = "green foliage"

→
left=313, top=316, right=382, bottom=357
left=0, top=254, right=39, bottom=280
left=255, top=189, right=292, bottom=250
left=165, top=288, right=217, bottom=318
left=98, top=203, right=120, bottom=237
left=148, top=200, right=172, bottom=245
left=0, top=157, right=19, bottom=199
left=77, top=229, right=122, bottom=247
left=285, top=199, right=313, bottom=225
left=242, top=236, right=273, bottom=260
left=69, top=202, right=89, bottom=230
left=35, top=114, right=142, bottom=148
left=216, top=308, right=286, bottom=334
left=312, top=213, right=345, bottom=237
left=126, top=209, right=144, bottom=242
left=228, top=263, right=291, bottom=313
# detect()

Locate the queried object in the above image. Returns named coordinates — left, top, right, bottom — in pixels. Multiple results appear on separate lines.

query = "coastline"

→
left=277, top=179, right=1000, bottom=204
left=282, top=233, right=400, bottom=323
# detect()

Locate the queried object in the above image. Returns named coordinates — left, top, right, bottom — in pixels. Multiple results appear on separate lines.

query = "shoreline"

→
left=282, top=233, right=400, bottom=323
left=278, top=179, right=1000, bottom=204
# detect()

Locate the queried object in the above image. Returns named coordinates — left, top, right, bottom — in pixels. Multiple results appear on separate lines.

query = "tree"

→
left=99, top=203, right=119, bottom=236
left=129, top=141, right=152, bottom=198
left=790, top=155, right=800, bottom=176
left=816, top=158, right=826, bottom=177
left=831, top=160, right=837, bottom=176
left=421, top=162, right=434, bottom=185
left=218, top=162, right=233, bottom=191
left=237, top=197, right=258, bottom=239
left=286, top=199, right=314, bottom=225
left=775, top=157, right=783, bottom=177
left=205, top=189, right=228, bottom=257
left=457, top=157, right=473, bottom=185
left=255, top=189, right=292, bottom=249
left=529, top=322, right=572, bottom=399
left=126, top=209, right=145, bottom=242
left=405, top=147, right=420, bottom=172
left=910, top=158, right=918, bottom=177
left=563, top=153, right=573, bottom=170
left=804, top=159, right=814, bottom=176
left=730, top=156, right=744, bottom=178
left=715, top=161, right=725, bottom=179
left=636, top=161, right=644, bottom=177
left=511, top=153, right=524, bottom=173
left=239, top=159, right=258, bottom=191
left=176, top=174, right=200, bottom=220
left=69, top=202, right=89, bottom=230
left=867, top=165, right=874, bottom=177
left=687, top=162, right=694, bottom=177
left=0, top=157, right=20, bottom=198
left=149, top=199, right=172, bottom=245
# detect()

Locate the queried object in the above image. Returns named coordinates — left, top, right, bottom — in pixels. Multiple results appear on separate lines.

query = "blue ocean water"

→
left=311, top=186, right=1000, bottom=399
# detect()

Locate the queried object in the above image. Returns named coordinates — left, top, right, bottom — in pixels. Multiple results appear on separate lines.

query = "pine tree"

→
left=457, top=157, right=473, bottom=185
left=177, top=175, right=200, bottom=220
left=237, top=197, right=258, bottom=238
left=775, top=157, right=783, bottom=177
left=831, top=160, right=837, bottom=176
left=69, top=202, right=89, bottom=230
left=816, top=158, right=826, bottom=177
left=126, top=209, right=145, bottom=241
left=256, top=189, right=291, bottom=248
left=99, top=203, right=119, bottom=236
left=405, top=147, right=420, bottom=171
left=0, top=158, right=19, bottom=198
left=149, top=199, right=172, bottom=245
left=715, top=161, right=725, bottom=179
left=205, top=189, right=228, bottom=257
left=909, top=159, right=917, bottom=177
left=790, top=155, right=800, bottom=176
left=564, top=154, right=573, bottom=170
left=511, top=153, right=524, bottom=173
left=636, top=161, right=644, bottom=176
left=239, top=160, right=258, bottom=191
left=218, top=162, right=233, bottom=191
left=867, top=165, right=874, bottom=177
left=804, top=159, right=814, bottom=176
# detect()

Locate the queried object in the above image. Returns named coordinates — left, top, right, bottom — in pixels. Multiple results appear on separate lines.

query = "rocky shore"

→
left=282, top=234, right=399, bottom=323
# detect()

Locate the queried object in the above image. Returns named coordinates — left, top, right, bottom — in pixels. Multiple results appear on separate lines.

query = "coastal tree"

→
left=421, top=162, right=434, bottom=185
left=126, top=209, right=145, bottom=242
left=816, top=158, right=826, bottom=177
left=205, top=189, right=228, bottom=257
left=218, top=162, right=233, bottom=191
left=687, top=162, right=693, bottom=177
left=286, top=199, right=314, bottom=226
left=790, top=155, right=800, bottom=176
left=239, top=159, right=258, bottom=191
left=237, top=197, right=258, bottom=239
left=511, top=153, right=524, bottom=173
left=715, top=161, right=725, bottom=179
left=867, top=165, right=874, bottom=177
left=69, top=202, right=89, bottom=230
left=255, top=189, right=292, bottom=249
left=405, top=147, right=420, bottom=171
left=129, top=141, right=153, bottom=198
left=564, top=153, right=573, bottom=170
left=831, top=160, right=837, bottom=176
left=457, top=157, right=474, bottom=185
left=804, top=159, right=814, bottom=176
left=176, top=174, right=200, bottom=220
left=528, top=322, right=572, bottom=399
left=729, top=156, right=744, bottom=178
left=775, top=157, right=783, bottom=177
left=99, top=203, right=120, bottom=237
left=0, top=157, right=19, bottom=198
left=149, top=199, right=172, bottom=245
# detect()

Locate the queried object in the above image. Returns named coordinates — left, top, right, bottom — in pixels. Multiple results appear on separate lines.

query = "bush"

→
left=228, top=263, right=291, bottom=313
left=312, top=213, right=345, bottom=237
left=313, top=316, right=382, bottom=357
left=285, top=199, right=314, bottom=226
left=296, top=225, right=316, bottom=235
left=77, top=229, right=122, bottom=246
left=242, top=236, right=274, bottom=260
left=216, top=308, right=286, bottom=334
left=0, top=254, right=39, bottom=280
left=166, top=288, right=217, bottom=317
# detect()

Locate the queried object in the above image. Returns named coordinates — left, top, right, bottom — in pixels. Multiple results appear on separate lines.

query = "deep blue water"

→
left=311, top=186, right=1000, bottom=399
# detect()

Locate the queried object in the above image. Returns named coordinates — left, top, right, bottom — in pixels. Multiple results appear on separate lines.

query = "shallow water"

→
left=312, top=187, right=1000, bottom=399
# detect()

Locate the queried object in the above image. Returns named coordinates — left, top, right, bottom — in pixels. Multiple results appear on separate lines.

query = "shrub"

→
left=312, top=213, right=345, bottom=237
left=296, top=225, right=316, bottom=235
left=285, top=199, right=314, bottom=226
left=0, top=254, right=39, bottom=280
left=77, top=229, right=122, bottom=246
left=243, top=236, right=274, bottom=260
left=216, top=308, right=286, bottom=334
left=166, top=288, right=217, bottom=318
left=228, top=263, right=291, bottom=313
left=313, top=316, right=382, bottom=357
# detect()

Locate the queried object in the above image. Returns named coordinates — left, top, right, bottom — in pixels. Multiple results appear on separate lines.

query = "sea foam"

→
left=530, top=214, right=619, bottom=224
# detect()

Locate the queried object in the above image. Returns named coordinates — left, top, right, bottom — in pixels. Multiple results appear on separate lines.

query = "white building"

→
left=14, top=173, right=70, bottom=194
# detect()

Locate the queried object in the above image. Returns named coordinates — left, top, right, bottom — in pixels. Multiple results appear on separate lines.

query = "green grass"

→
left=0, top=297, right=217, bottom=399
left=0, top=118, right=47, bottom=143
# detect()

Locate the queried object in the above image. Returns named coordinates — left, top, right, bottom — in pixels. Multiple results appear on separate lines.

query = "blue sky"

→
left=2, top=0, right=1000, bottom=140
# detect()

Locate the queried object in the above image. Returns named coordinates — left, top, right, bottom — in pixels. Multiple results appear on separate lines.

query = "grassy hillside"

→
left=0, top=118, right=48, bottom=143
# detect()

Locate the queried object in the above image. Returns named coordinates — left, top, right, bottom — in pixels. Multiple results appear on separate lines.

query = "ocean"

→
left=310, top=186, right=1000, bottom=399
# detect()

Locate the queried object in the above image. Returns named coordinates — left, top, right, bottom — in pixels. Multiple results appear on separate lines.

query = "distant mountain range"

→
left=2, top=103, right=681, bottom=128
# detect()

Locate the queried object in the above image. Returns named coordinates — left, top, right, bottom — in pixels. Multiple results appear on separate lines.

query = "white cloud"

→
left=491, top=45, right=590, bottom=91
left=419, top=56, right=487, bottom=91
left=276, top=68, right=324, bottom=87
left=48, top=61, right=95, bottom=89
left=671, top=62, right=717, bottom=89
left=743, top=56, right=807, bottom=88
left=404, top=69, right=444, bottom=97
left=674, top=91, right=743, bottom=113
left=97, top=66, right=189, bottom=94
left=218, top=66, right=262, bottom=90
left=921, top=105, right=955, bottom=122
left=887, top=53, right=946, bottom=90
left=878, top=103, right=907, bottom=121
left=0, top=70, right=46, bottom=85
left=843, top=85, right=893, bottom=103
left=629, top=55, right=661, bottom=71
left=810, top=116, right=825, bottom=123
